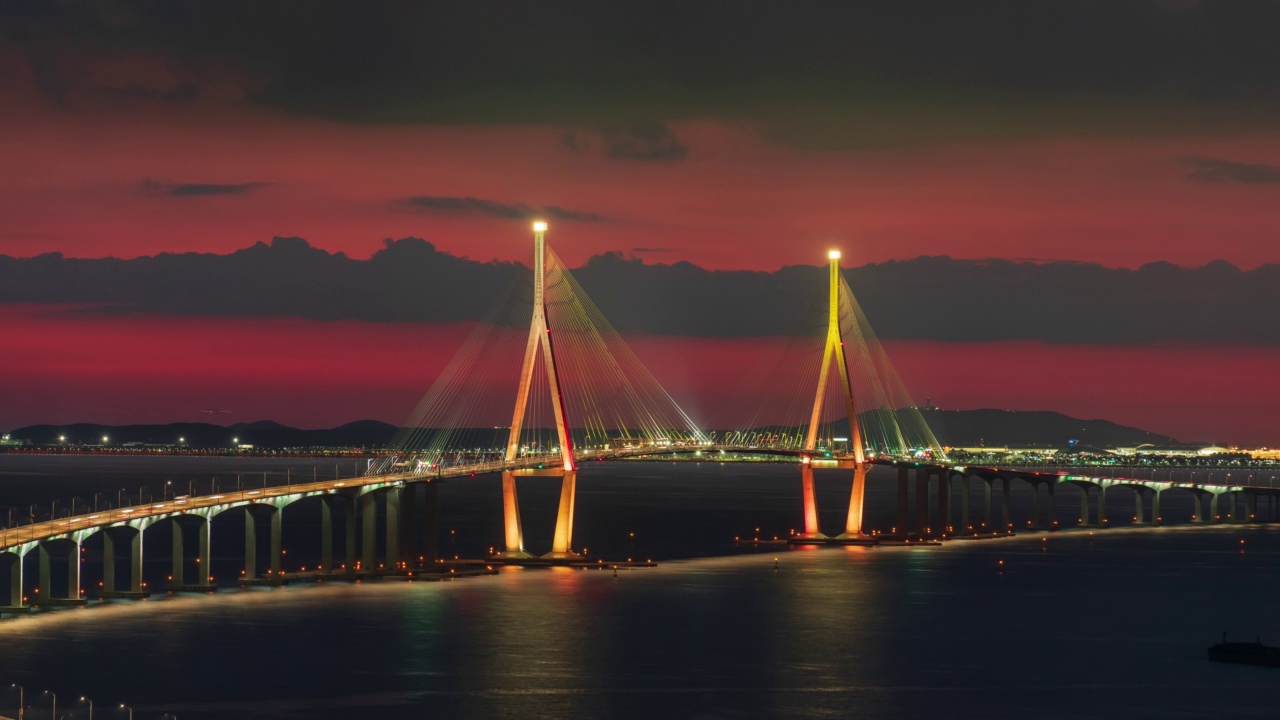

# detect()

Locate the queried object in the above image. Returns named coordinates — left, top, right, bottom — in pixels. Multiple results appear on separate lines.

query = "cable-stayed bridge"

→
left=3, top=222, right=1278, bottom=614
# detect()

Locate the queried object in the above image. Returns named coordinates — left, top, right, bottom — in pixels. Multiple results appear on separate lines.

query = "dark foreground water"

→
left=2, top=457, right=1280, bottom=719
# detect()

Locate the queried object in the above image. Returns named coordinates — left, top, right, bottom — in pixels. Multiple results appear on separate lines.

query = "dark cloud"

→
left=7, top=3, right=1280, bottom=145
left=401, top=196, right=605, bottom=222
left=564, top=124, right=688, bottom=162
left=1, top=240, right=1277, bottom=344
left=632, top=247, right=675, bottom=254
left=1180, top=156, right=1280, bottom=184
left=142, top=179, right=275, bottom=197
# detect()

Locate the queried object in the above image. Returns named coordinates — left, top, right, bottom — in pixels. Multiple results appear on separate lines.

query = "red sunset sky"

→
left=1, top=3, right=1278, bottom=446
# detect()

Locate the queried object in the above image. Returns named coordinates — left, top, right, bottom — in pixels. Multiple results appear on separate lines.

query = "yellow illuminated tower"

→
left=499, top=221, right=579, bottom=558
left=800, top=250, right=867, bottom=539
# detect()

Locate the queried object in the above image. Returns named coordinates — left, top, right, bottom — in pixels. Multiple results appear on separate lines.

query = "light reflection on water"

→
left=2, top=460, right=1280, bottom=718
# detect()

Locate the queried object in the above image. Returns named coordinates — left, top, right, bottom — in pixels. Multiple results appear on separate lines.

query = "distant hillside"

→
left=5, top=410, right=1179, bottom=450
left=919, top=409, right=1179, bottom=448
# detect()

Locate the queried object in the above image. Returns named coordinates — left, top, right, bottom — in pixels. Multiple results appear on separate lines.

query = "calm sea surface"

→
left=2, top=456, right=1279, bottom=719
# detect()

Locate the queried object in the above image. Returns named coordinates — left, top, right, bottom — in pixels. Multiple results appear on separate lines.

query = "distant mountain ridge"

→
left=5, top=410, right=1181, bottom=450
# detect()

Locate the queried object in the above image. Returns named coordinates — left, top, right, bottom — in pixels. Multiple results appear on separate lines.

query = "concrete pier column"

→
left=399, top=484, right=418, bottom=566
left=842, top=464, right=867, bottom=537
left=501, top=471, right=524, bottom=554
left=197, top=518, right=211, bottom=585
left=422, top=480, right=440, bottom=563
left=1246, top=493, right=1257, bottom=522
left=244, top=508, right=257, bottom=579
left=1152, top=490, right=1162, bottom=525
left=550, top=470, right=579, bottom=555
left=800, top=464, right=821, bottom=537
left=320, top=496, right=334, bottom=572
left=1000, top=477, right=1011, bottom=532
left=385, top=486, right=402, bottom=570
left=37, top=544, right=50, bottom=601
left=1097, top=485, right=1107, bottom=527
left=1229, top=493, right=1238, bottom=523
left=961, top=475, right=971, bottom=530
left=936, top=470, right=950, bottom=535
left=983, top=478, right=992, bottom=529
left=269, top=508, right=282, bottom=575
left=1031, top=482, right=1040, bottom=529
left=1047, top=482, right=1057, bottom=530
left=344, top=495, right=357, bottom=571
left=1079, top=486, right=1090, bottom=526
left=6, top=553, right=21, bottom=606
left=171, top=519, right=184, bottom=587
left=361, top=491, right=377, bottom=571
left=915, top=467, right=930, bottom=536
left=1134, top=488, right=1145, bottom=524
left=129, top=529, right=143, bottom=592
left=896, top=466, right=909, bottom=534
left=66, top=541, right=80, bottom=600
left=103, top=532, right=116, bottom=592
left=1191, top=493, right=1205, bottom=524
left=1209, top=494, right=1220, bottom=524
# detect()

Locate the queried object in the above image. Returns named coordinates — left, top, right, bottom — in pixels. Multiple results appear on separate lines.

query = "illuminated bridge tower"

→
left=800, top=250, right=868, bottom=539
left=499, top=220, right=579, bottom=559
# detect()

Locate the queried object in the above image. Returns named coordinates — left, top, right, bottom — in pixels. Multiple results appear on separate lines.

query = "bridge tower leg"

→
left=502, top=221, right=577, bottom=559
left=800, top=462, right=823, bottom=538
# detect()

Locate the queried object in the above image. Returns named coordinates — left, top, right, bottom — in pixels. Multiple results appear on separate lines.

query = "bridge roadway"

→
left=3, top=446, right=1279, bottom=613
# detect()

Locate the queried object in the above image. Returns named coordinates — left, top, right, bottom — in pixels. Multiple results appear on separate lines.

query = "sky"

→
left=1, top=1, right=1279, bottom=446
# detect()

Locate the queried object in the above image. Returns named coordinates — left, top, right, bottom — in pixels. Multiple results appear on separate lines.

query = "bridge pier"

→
left=1097, top=485, right=1107, bottom=527
left=361, top=491, right=378, bottom=570
left=1046, top=482, right=1057, bottom=530
left=1191, top=493, right=1205, bottom=524
left=915, top=467, right=930, bottom=536
left=101, top=527, right=147, bottom=597
left=1000, top=477, right=1011, bottom=533
left=1030, top=481, right=1039, bottom=529
left=244, top=508, right=257, bottom=579
left=423, top=480, right=440, bottom=564
left=1079, top=485, right=1090, bottom=527
left=1133, top=488, right=1146, bottom=525
left=982, top=478, right=992, bottom=530
left=1246, top=492, right=1257, bottom=522
left=498, top=471, right=531, bottom=558
left=6, top=552, right=22, bottom=609
left=386, top=486, right=402, bottom=569
left=1209, top=493, right=1221, bottom=524
left=170, top=516, right=213, bottom=591
left=1228, top=492, right=1238, bottom=523
left=321, top=495, right=334, bottom=572
left=896, top=466, right=909, bottom=534
left=936, top=470, right=950, bottom=536
left=1152, top=490, right=1162, bottom=525
left=961, top=475, right=971, bottom=531
left=37, top=540, right=84, bottom=605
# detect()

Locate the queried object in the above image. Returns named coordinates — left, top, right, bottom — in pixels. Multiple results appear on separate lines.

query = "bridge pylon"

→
left=498, top=221, right=579, bottom=559
left=801, top=250, right=867, bottom=539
